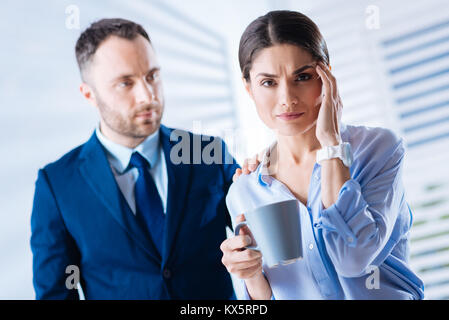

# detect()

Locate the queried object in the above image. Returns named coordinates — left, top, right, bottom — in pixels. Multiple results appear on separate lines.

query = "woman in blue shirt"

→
left=220, top=10, right=424, bottom=300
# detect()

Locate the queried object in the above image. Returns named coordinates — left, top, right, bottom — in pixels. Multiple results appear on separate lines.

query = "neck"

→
left=276, top=125, right=321, bottom=166
left=99, top=122, right=149, bottom=149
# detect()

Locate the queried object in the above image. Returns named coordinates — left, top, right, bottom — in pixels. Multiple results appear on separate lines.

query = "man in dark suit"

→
left=30, top=18, right=239, bottom=299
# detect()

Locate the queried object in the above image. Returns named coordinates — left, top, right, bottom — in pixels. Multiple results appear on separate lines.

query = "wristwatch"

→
left=316, top=142, right=353, bottom=168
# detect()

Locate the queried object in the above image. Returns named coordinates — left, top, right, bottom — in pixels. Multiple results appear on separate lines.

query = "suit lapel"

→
left=159, top=125, right=192, bottom=264
left=78, top=132, right=160, bottom=263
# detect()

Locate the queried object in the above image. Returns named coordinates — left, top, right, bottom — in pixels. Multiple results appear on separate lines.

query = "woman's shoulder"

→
left=225, top=164, right=267, bottom=219
left=343, top=124, right=406, bottom=184
left=344, top=124, right=405, bottom=157
left=228, top=169, right=258, bottom=193
left=226, top=166, right=259, bottom=193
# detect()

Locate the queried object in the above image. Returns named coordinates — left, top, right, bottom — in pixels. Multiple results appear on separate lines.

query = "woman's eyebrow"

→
left=255, top=72, right=278, bottom=78
left=292, top=64, right=315, bottom=75
left=255, top=64, right=315, bottom=78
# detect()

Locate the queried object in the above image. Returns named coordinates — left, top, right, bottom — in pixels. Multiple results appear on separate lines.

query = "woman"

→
left=220, top=10, right=424, bottom=300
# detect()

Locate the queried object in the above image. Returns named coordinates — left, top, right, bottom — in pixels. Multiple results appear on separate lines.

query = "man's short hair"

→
left=75, top=18, right=151, bottom=80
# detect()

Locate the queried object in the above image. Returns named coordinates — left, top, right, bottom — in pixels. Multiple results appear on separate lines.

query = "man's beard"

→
left=96, top=93, right=162, bottom=139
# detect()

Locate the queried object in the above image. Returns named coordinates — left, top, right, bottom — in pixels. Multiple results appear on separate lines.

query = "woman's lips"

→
left=276, top=112, right=305, bottom=121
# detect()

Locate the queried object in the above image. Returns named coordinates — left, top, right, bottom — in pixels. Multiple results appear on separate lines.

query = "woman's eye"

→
left=261, top=80, right=275, bottom=87
left=296, top=74, right=312, bottom=81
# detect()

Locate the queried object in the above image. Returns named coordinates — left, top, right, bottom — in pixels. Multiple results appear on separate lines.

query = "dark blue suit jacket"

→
left=30, top=125, right=239, bottom=299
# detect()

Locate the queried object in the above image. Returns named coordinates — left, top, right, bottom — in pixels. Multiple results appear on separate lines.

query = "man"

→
left=30, top=18, right=239, bottom=299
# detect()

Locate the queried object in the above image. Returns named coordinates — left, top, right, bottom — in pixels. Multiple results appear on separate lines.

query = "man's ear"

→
left=80, top=82, right=97, bottom=108
left=242, top=77, right=254, bottom=100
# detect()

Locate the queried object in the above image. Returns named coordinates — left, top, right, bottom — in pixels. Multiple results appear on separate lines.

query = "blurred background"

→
left=1, top=0, right=449, bottom=299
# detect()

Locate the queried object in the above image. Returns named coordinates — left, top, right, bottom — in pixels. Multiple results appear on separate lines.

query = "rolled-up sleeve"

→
left=314, top=138, right=406, bottom=278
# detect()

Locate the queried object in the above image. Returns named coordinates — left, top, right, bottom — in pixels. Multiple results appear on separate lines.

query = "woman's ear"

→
left=242, top=77, right=254, bottom=100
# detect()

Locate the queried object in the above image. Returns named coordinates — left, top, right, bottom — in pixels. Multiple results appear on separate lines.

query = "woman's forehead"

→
left=251, top=44, right=315, bottom=74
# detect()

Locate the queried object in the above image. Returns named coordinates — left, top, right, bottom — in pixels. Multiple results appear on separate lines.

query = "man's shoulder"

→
left=41, top=138, right=90, bottom=175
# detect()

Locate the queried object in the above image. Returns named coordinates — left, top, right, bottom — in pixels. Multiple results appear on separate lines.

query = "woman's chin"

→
left=273, top=123, right=314, bottom=137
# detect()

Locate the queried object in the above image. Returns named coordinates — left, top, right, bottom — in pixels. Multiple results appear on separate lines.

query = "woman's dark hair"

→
left=239, top=10, right=329, bottom=81
left=75, top=18, right=151, bottom=80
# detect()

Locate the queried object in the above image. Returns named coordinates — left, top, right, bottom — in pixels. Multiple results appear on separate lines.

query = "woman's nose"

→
left=279, top=83, right=298, bottom=108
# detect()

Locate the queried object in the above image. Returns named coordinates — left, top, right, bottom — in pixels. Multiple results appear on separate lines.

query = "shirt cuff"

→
left=314, top=179, right=372, bottom=248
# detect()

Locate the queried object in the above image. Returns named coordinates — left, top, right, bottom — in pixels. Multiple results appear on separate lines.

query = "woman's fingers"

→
left=224, top=248, right=262, bottom=266
left=221, top=246, right=262, bottom=274
left=220, top=212, right=263, bottom=279
left=318, top=62, right=338, bottom=101
left=226, top=259, right=263, bottom=279
left=235, top=214, right=258, bottom=247
left=321, top=63, right=342, bottom=133
left=316, top=64, right=332, bottom=101
left=233, top=247, right=262, bottom=263
left=220, top=237, right=263, bottom=279
left=220, top=234, right=251, bottom=252
left=318, top=62, right=342, bottom=120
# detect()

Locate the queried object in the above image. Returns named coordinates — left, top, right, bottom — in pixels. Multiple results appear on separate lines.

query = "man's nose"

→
left=135, top=80, right=155, bottom=105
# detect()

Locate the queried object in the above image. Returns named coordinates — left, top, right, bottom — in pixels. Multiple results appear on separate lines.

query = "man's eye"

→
left=147, top=72, right=159, bottom=82
left=118, top=81, right=132, bottom=88
left=296, top=74, right=312, bottom=81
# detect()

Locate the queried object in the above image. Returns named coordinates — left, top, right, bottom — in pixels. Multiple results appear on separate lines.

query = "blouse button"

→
left=309, top=243, right=314, bottom=250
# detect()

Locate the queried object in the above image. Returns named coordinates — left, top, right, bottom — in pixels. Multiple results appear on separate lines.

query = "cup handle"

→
left=234, top=221, right=259, bottom=251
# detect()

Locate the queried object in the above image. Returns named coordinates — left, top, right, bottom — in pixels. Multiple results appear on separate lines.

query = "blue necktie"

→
left=129, top=152, right=165, bottom=256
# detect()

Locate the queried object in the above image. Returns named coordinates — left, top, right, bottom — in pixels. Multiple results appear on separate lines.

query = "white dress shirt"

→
left=95, top=126, right=168, bottom=214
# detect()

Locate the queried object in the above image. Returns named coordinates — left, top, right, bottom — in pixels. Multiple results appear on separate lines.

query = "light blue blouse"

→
left=226, top=123, right=425, bottom=300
